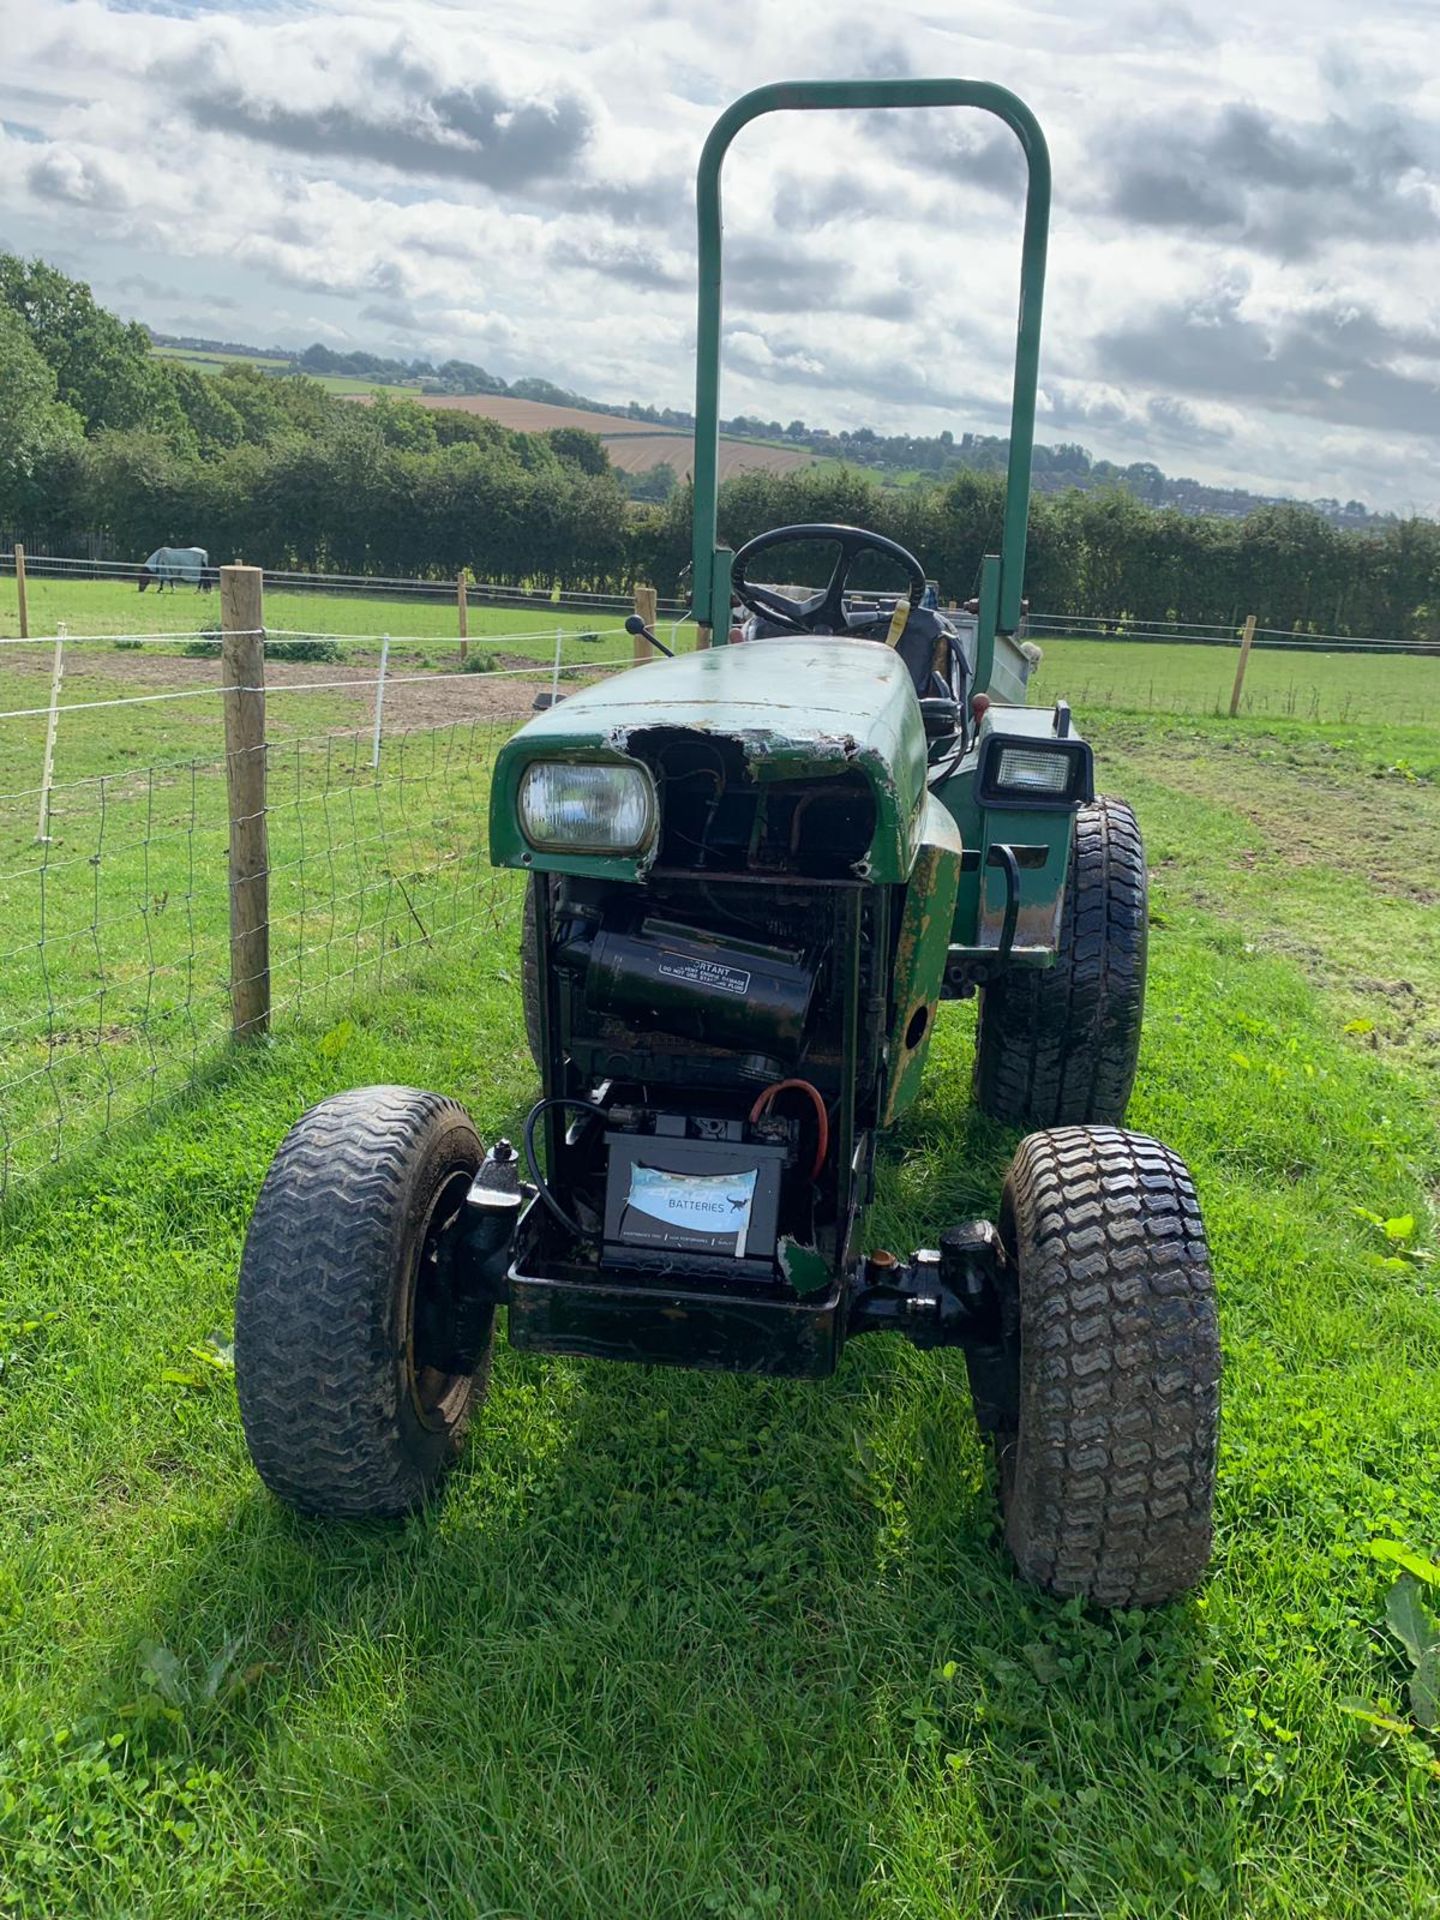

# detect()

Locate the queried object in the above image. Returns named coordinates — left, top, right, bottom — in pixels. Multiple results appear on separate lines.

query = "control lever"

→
left=624, top=614, right=674, bottom=658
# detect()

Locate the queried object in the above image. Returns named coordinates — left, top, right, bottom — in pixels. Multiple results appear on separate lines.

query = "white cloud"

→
left=0, top=0, right=1437, bottom=512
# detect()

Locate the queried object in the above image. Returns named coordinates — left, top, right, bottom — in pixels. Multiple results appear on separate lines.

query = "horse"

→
left=139, top=546, right=209, bottom=592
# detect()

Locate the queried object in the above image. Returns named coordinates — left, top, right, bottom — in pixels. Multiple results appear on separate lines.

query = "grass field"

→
left=1030, top=634, right=1440, bottom=727
left=0, top=573, right=650, bottom=652
left=1, top=690, right=1438, bottom=1914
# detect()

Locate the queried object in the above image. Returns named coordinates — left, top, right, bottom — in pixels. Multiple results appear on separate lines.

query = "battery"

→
left=602, top=1115, right=788, bottom=1276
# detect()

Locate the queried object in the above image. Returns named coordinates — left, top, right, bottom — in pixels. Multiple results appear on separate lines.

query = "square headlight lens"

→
left=993, top=747, right=1074, bottom=796
left=518, top=760, right=656, bottom=853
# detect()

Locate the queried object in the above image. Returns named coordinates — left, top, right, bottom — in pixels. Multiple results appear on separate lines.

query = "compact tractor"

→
left=235, top=81, right=1219, bottom=1607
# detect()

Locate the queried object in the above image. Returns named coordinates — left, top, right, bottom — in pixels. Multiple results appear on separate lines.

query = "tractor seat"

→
left=847, top=604, right=952, bottom=699
left=742, top=602, right=956, bottom=701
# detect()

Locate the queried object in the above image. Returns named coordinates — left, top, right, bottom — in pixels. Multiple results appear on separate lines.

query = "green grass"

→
left=1029, top=634, right=1440, bottom=727
left=1, top=574, right=648, bottom=654
left=1, top=710, right=1438, bottom=1915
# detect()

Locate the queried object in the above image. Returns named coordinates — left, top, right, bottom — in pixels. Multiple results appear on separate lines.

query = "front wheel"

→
left=235, top=1086, right=490, bottom=1518
left=989, top=1125, right=1220, bottom=1607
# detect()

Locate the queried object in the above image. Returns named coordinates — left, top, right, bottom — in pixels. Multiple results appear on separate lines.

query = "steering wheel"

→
left=730, top=523, right=927, bottom=635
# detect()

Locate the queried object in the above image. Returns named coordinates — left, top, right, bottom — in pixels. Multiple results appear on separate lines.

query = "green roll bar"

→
left=691, top=80, right=1051, bottom=691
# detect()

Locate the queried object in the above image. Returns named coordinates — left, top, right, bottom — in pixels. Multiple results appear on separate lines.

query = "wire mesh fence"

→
left=0, top=597, right=639, bottom=1201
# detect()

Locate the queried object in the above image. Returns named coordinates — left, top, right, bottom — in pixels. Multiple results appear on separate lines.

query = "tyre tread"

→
left=1000, top=1124, right=1220, bottom=1607
left=235, top=1085, right=484, bottom=1518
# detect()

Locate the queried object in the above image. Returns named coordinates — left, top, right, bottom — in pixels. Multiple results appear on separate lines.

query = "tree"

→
left=168, top=363, right=246, bottom=454
left=434, top=359, right=506, bottom=396
left=79, top=430, right=201, bottom=556
left=1370, top=517, right=1440, bottom=644
left=546, top=427, right=610, bottom=476
left=366, top=392, right=439, bottom=453
left=215, top=363, right=332, bottom=443
left=0, top=254, right=188, bottom=438
left=625, top=461, right=677, bottom=503
left=0, top=302, right=84, bottom=526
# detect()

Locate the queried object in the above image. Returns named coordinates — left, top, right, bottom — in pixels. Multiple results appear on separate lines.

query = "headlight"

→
left=518, top=760, right=656, bottom=853
left=994, top=747, right=1073, bottom=795
left=976, top=734, right=1094, bottom=808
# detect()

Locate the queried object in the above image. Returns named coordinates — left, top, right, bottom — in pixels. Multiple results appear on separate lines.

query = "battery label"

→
left=623, top=1164, right=758, bottom=1256
left=657, top=951, right=751, bottom=997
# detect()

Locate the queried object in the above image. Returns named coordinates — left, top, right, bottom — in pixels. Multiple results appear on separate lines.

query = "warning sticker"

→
left=624, top=1164, right=758, bottom=1256
left=657, top=951, right=751, bottom=997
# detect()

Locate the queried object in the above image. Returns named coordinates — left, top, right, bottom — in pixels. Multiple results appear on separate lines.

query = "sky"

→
left=1, top=0, right=1438, bottom=513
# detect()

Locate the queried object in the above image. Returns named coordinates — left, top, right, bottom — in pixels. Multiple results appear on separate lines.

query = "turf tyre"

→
left=235, top=1085, right=489, bottom=1518
left=995, top=1124, right=1220, bottom=1607
left=973, top=796, right=1147, bottom=1127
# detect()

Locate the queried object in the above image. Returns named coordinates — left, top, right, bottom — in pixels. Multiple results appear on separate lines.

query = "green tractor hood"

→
left=489, top=639, right=928, bottom=883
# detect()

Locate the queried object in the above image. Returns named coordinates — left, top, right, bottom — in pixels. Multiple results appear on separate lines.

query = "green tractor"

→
left=235, top=81, right=1219, bottom=1608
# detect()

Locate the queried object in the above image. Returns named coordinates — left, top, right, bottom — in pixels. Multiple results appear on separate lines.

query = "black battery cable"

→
left=522, top=1096, right=610, bottom=1242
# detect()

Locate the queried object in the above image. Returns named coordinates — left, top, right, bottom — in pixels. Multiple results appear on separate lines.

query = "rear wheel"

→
left=989, top=1125, right=1220, bottom=1607
left=974, top=797, right=1147, bottom=1127
left=235, top=1086, right=490, bottom=1518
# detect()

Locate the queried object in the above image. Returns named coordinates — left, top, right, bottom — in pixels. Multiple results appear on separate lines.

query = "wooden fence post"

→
left=633, top=583, right=658, bottom=664
left=221, top=565, right=269, bottom=1039
left=1228, top=613, right=1258, bottom=718
left=14, top=544, right=29, bottom=640
left=457, top=571, right=469, bottom=666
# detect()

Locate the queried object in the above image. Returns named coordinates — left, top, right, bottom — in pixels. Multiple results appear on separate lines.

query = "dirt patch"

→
left=1109, top=724, right=1440, bottom=905
left=1094, top=718, right=1440, bottom=1083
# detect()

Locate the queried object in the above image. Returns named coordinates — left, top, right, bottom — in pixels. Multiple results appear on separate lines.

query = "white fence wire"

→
left=0, top=619, right=636, bottom=1202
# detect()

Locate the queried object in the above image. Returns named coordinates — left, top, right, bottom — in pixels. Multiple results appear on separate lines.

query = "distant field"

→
left=811, top=457, right=933, bottom=489
left=152, top=347, right=291, bottom=371
left=600, top=431, right=809, bottom=480
left=413, top=393, right=663, bottom=437
left=311, top=373, right=431, bottom=398
left=354, top=391, right=814, bottom=480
